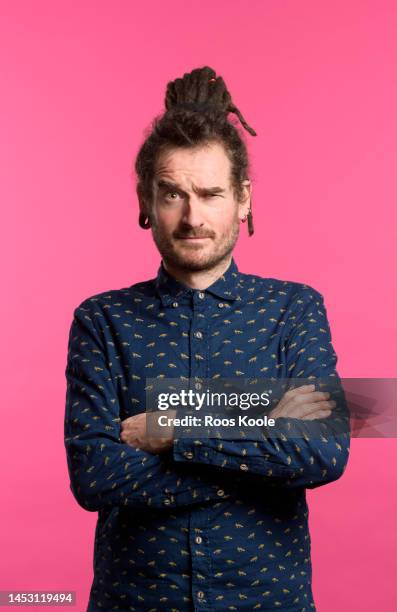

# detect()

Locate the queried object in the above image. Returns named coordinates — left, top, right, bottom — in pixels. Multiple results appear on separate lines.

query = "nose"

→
left=180, top=197, right=205, bottom=228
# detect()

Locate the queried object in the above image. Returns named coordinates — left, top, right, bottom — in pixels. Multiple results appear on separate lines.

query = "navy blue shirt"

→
left=64, top=257, right=350, bottom=611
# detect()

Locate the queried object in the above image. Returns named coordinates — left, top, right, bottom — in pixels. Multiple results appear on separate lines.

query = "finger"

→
left=283, top=384, right=316, bottom=398
left=274, top=391, right=331, bottom=416
left=274, top=385, right=315, bottom=411
left=120, top=416, right=141, bottom=430
left=289, top=400, right=336, bottom=418
left=301, top=409, right=332, bottom=421
left=288, top=391, right=331, bottom=406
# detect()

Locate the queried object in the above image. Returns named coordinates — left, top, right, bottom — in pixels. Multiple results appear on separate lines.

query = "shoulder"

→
left=71, top=277, right=158, bottom=318
left=68, top=279, right=158, bottom=342
left=237, top=270, right=325, bottom=307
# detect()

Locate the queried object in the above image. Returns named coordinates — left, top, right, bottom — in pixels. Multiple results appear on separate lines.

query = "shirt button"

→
left=197, top=591, right=205, bottom=599
left=216, top=489, right=225, bottom=497
left=194, top=331, right=203, bottom=339
left=163, top=497, right=172, bottom=505
left=195, top=382, right=202, bottom=390
left=218, top=302, right=224, bottom=308
left=185, top=451, right=194, bottom=459
left=195, top=536, right=203, bottom=544
left=240, top=463, right=249, bottom=471
left=172, top=301, right=178, bottom=308
left=198, top=292, right=205, bottom=299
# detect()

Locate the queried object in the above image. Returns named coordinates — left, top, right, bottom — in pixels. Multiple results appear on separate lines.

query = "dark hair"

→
left=134, top=66, right=257, bottom=235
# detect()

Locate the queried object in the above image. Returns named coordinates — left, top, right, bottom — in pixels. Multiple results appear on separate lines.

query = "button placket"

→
left=188, top=292, right=212, bottom=610
left=190, top=290, right=209, bottom=380
left=189, top=515, right=211, bottom=609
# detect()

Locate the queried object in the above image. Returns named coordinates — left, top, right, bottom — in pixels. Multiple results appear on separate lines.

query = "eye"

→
left=202, top=193, right=222, bottom=200
left=165, top=191, right=182, bottom=200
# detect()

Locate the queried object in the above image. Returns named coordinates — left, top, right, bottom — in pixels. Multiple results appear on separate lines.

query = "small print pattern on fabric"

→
left=64, top=257, right=350, bottom=611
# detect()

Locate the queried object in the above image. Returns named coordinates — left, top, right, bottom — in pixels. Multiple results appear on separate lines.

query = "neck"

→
left=163, top=255, right=233, bottom=290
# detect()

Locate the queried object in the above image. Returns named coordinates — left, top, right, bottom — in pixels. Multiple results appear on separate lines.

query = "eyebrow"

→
left=156, top=179, right=226, bottom=196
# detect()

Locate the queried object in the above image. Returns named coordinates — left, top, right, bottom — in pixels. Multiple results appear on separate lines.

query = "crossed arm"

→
left=121, top=382, right=349, bottom=491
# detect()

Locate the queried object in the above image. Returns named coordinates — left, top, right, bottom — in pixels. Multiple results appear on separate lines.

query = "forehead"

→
left=154, top=142, right=232, bottom=186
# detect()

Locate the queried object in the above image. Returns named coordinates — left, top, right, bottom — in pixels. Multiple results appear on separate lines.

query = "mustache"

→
left=174, top=231, right=214, bottom=238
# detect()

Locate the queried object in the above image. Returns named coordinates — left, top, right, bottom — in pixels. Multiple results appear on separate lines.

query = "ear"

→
left=137, top=183, right=149, bottom=216
left=238, top=180, right=252, bottom=221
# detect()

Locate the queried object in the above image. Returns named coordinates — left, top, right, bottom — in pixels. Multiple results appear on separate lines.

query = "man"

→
left=64, top=66, right=350, bottom=611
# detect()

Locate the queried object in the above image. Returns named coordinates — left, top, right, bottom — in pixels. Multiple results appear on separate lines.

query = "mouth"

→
left=176, top=236, right=211, bottom=241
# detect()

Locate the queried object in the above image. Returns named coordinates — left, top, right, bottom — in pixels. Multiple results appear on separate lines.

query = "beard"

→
left=150, top=217, right=240, bottom=272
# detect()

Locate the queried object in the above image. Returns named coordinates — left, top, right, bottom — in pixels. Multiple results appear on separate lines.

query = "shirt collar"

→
left=155, top=257, right=241, bottom=306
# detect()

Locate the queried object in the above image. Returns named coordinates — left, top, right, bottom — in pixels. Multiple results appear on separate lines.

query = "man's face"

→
left=143, top=141, right=250, bottom=272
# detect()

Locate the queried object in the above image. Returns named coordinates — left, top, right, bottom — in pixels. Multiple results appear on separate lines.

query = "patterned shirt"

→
left=64, top=257, right=350, bottom=611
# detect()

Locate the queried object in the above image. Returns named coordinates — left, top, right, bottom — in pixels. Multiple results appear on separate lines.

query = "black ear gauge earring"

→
left=139, top=212, right=151, bottom=229
left=241, top=207, right=254, bottom=236
left=247, top=210, right=254, bottom=236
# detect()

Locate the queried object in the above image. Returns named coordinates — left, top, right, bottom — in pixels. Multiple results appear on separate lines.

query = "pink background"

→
left=1, top=0, right=396, bottom=610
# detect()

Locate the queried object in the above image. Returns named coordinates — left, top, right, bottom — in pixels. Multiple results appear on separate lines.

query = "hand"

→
left=120, top=410, right=176, bottom=454
left=269, top=384, right=336, bottom=421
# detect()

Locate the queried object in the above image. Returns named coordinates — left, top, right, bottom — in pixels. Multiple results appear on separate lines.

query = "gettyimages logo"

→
left=156, top=388, right=271, bottom=411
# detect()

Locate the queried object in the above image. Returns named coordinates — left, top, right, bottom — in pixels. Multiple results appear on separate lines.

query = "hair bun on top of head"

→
left=165, top=65, right=257, bottom=137
left=172, top=101, right=219, bottom=113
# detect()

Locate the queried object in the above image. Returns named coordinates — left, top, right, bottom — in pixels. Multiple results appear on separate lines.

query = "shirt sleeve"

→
left=172, top=287, right=350, bottom=490
left=64, top=301, right=233, bottom=512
